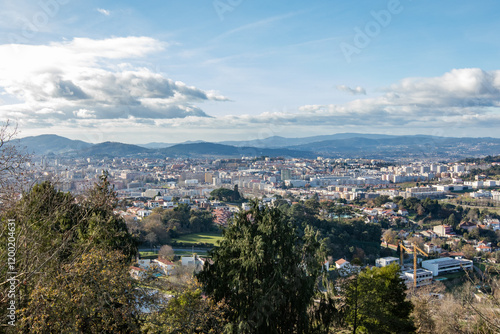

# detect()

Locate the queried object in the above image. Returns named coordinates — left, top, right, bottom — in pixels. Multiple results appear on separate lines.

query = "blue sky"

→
left=1, top=0, right=500, bottom=143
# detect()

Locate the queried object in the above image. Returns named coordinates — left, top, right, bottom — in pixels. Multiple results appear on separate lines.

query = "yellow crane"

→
left=398, top=241, right=429, bottom=288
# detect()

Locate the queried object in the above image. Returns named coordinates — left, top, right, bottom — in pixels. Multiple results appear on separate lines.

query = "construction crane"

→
left=398, top=241, right=429, bottom=288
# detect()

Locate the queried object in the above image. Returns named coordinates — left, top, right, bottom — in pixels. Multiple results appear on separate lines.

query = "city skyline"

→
left=1, top=0, right=500, bottom=143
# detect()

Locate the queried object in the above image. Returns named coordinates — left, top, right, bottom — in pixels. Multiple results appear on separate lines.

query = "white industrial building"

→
left=401, top=268, right=434, bottom=288
left=421, top=257, right=473, bottom=276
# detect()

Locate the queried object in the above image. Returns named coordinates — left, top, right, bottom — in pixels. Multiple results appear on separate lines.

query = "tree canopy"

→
left=197, top=202, right=325, bottom=333
left=343, top=263, right=415, bottom=334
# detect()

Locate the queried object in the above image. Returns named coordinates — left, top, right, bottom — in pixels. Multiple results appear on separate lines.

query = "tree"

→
left=383, top=229, right=398, bottom=245
left=462, top=244, right=476, bottom=259
left=210, top=187, right=241, bottom=202
left=142, top=281, right=231, bottom=334
left=344, top=263, right=415, bottom=334
left=0, top=176, right=139, bottom=332
left=0, top=120, right=31, bottom=209
left=158, top=244, right=175, bottom=261
left=19, top=248, right=147, bottom=333
left=197, top=202, right=325, bottom=333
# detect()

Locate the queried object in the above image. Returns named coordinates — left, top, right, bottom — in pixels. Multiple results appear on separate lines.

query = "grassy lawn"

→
left=139, top=249, right=210, bottom=258
left=172, top=232, right=223, bottom=246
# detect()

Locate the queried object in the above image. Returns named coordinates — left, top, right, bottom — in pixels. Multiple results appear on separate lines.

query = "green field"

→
left=172, top=232, right=223, bottom=246
left=139, top=249, right=210, bottom=258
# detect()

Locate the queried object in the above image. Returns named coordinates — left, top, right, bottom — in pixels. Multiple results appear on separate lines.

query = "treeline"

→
left=0, top=175, right=143, bottom=332
left=274, top=196, right=382, bottom=263
left=460, top=155, right=500, bottom=163
left=209, top=187, right=243, bottom=203
left=127, top=204, right=217, bottom=246
left=464, top=164, right=500, bottom=180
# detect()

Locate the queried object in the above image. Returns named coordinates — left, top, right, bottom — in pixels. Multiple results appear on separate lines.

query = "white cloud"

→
left=336, top=85, right=366, bottom=95
left=146, top=68, right=500, bottom=134
left=0, top=37, right=229, bottom=125
left=97, top=8, right=110, bottom=16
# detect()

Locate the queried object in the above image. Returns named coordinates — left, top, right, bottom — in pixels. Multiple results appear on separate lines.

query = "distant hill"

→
left=220, top=133, right=397, bottom=148
left=139, top=140, right=206, bottom=149
left=78, top=142, right=153, bottom=157
left=14, top=133, right=500, bottom=159
left=288, top=135, right=500, bottom=159
left=15, top=134, right=92, bottom=155
left=159, top=142, right=311, bottom=158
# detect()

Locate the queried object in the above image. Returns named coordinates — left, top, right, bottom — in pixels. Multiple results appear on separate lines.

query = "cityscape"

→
left=2, top=1, right=500, bottom=333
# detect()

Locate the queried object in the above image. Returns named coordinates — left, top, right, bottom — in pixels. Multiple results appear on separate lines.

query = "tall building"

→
left=281, top=169, right=292, bottom=181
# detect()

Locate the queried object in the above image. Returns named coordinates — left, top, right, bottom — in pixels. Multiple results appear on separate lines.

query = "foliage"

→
left=0, top=120, right=31, bottom=209
left=278, top=200, right=381, bottom=261
left=0, top=174, right=140, bottom=333
left=142, top=281, right=231, bottom=334
left=19, top=248, right=146, bottom=333
left=158, top=244, right=175, bottom=261
left=210, top=187, right=242, bottom=202
left=139, top=205, right=217, bottom=245
left=197, top=202, right=325, bottom=333
left=343, top=264, right=415, bottom=334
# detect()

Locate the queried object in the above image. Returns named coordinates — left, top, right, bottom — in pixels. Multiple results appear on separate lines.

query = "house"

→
left=424, top=243, right=442, bottom=254
left=137, top=209, right=152, bottom=219
left=421, top=230, right=438, bottom=238
left=475, top=242, right=492, bottom=253
left=398, top=209, right=409, bottom=216
left=181, top=255, right=205, bottom=272
left=153, top=258, right=175, bottom=275
left=335, top=258, right=349, bottom=269
left=130, top=266, right=147, bottom=280
left=375, top=256, right=400, bottom=268
left=459, top=221, right=477, bottom=232
left=335, top=259, right=361, bottom=276
left=484, top=218, right=500, bottom=231
left=383, top=202, right=397, bottom=209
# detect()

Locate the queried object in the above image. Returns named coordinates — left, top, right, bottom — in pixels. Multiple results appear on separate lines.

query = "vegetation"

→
left=0, top=174, right=145, bottom=333
left=134, top=204, right=217, bottom=246
left=197, top=202, right=326, bottom=333
left=342, top=264, right=415, bottom=334
left=210, top=187, right=243, bottom=203
left=171, top=232, right=223, bottom=246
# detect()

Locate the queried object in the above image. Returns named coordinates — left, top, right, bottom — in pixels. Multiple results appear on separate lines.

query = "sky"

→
left=1, top=0, right=500, bottom=144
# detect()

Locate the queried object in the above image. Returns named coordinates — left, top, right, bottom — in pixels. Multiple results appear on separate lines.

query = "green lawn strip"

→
left=172, top=232, right=223, bottom=246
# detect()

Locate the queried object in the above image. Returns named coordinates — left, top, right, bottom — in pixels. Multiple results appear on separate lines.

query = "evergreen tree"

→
left=344, top=263, right=415, bottom=334
left=197, top=202, right=325, bottom=333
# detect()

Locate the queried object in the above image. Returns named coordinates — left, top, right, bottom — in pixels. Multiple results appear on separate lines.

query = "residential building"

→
left=433, top=224, right=453, bottom=237
left=335, top=258, right=349, bottom=269
left=375, top=256, right=400, bottom=268
left=153, top=258, right=175, bottom=275
left=424, top=243, right=442, bottom=254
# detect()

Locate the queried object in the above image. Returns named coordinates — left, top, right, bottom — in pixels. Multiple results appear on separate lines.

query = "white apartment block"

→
left=375, top=256, right=400, bottom=268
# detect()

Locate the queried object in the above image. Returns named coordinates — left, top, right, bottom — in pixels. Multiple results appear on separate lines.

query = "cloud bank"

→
left=149, top=68, right=500, bottom=136
left=0, top=37, right=229, bottom=127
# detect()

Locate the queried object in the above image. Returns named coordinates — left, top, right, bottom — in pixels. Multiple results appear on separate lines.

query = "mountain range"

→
left=14, top=133, right=500, bottom=160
